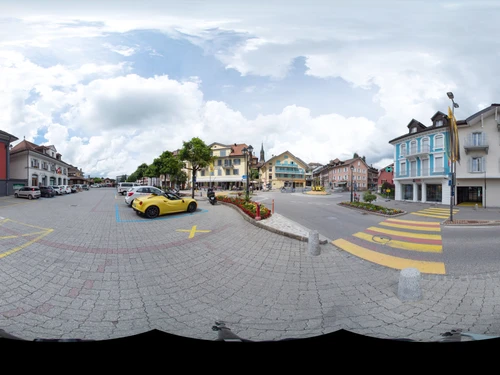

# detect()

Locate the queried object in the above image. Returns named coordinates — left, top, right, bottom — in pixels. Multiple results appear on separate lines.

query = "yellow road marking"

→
left=411, top=212, right=449, bottom=219
left=380, top=222, right=442, bottom=231
left=176, top=225, right=211, bottom=239
left=332, top=238, right=446, bottom=274
left=0, top=219, right=54, bottom=259
left=385, top=218, right=440, bottom=225
left=365, top=226, right=442, bottom=240
left=425, top=208, right=458, bottom=212
left=353, top=232, right=442, bottom=253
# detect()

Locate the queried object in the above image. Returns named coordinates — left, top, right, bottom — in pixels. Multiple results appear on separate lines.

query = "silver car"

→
left=124, top=186, right=165, bottom=206
left=14, top=186, right=41, bottom=200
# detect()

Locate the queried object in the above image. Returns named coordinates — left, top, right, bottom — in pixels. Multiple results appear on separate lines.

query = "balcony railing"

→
left=407, top=144, right=431, bottom=157
left=464, top=133, right=488, bottom=154
left=396, top=167, right=445, bottom=178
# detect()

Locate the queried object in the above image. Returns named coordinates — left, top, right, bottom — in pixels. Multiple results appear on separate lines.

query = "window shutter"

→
left=483, top=157, right=486, bottom=173
left=468, top=157, right=472, bottom=173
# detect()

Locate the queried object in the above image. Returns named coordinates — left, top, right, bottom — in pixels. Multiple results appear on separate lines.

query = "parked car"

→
left=60, top=185, right=71, bottom=194
left=14, top=186, right=41, bottom=200
left=81, top=184, right=89, bottom=190
left=132, top=192, right=197, bottom=218
left=52, top=186, right=63, bottom=195
left=117, top=182, right=141, bottom=195
left=70, top=185, right=77, bottom=193
left=39, top=186, right=56, bottom=198
left=124, top=186, right=165, bottom=207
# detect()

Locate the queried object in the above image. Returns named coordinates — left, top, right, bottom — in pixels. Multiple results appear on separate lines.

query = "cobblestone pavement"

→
left=0, top=189, right=499, bottom=344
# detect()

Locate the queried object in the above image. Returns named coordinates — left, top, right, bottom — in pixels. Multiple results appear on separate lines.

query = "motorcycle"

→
left=207, top=188, right=216, bottom=205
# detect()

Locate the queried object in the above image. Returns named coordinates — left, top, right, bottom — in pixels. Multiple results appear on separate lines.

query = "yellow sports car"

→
left=132, top=192, right=198, bottom=218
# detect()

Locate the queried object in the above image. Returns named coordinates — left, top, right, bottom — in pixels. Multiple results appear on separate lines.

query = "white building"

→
left=455, top=103, right=500, bottom=207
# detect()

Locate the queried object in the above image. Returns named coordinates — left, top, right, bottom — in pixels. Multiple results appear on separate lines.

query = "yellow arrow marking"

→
left=176, top=225, right=211, bottom=239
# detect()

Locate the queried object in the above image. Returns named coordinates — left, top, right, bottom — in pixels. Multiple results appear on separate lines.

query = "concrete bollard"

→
left=398, top=267, right=422, bottom=301
left=308, top=230, right=320, bottom=256
left=474, top=204, right=478, bottom=210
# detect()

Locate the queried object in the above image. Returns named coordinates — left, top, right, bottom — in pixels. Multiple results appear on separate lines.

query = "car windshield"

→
left=3, top=1, right=500, bottom=347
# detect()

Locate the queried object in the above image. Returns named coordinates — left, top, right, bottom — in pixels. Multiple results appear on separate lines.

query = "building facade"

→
left=455, top=104, right=500, bottom=207
left=323, top=157, right=373, bottom=191
left=377, top=163, right=394, bottom=192
left=0, top=130, right=19, bottom=196
left=10, top=140, right=71, bottom=188
left=195, top=143, right=256, bottom=190
left=389, top=112, right=451, bottom=204
left=258, top=150, right=308, bottom=190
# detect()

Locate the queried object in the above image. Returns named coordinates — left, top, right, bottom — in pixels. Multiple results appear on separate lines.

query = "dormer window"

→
left=436, top=120, right=443, bottom=127
left=411, top=127, right=417, bottom=133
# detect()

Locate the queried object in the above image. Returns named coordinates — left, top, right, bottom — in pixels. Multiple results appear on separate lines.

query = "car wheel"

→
left=187, top=202, right=197, bottom=213
left=28, top=195, right=33, bottom=200
left=145, top=206, right=160, bottom=218
left=14, top=193, right=18, bottom=198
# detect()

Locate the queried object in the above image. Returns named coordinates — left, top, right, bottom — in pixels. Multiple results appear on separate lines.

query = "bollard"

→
left=474, top=204, right=478, bottom=210
left=308, top=230, right=320, bottom=256
left=272, top=199, right=274, bottom=214
left=397, top=267, right=422, bottom=301
left=255, top=203, right=261, bottom=221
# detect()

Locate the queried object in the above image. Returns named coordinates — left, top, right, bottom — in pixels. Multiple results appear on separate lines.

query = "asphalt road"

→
left=253, top=189, right=500, bottom=276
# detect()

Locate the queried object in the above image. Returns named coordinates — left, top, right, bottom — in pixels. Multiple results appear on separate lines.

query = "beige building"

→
left=9, top=140, right=71, bottom=187
left=455, top=103, right=500, bottom=207
left=258, top=150, right=308, bottom=190
left=195, top=143, right=257, bottom=190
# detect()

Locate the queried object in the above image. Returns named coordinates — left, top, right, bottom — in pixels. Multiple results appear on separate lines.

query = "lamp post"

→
left=242, top=145, right=253, bottom=196
left=350, top=165, right=354, bottom=202
left=447, top=92, right=459, bottom=221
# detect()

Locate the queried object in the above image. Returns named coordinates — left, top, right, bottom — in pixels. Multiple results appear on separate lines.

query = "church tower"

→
left=260, top=142, right=265, bottom=162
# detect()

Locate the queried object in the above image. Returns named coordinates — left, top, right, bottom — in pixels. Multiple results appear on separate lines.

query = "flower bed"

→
left=339, top=201, right=405, bottom=216
left=216, top=195, right=271, bottom=220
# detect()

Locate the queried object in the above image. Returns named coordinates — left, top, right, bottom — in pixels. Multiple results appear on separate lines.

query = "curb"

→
left=337, top=203, right=407, bottom=218
left=217, top=201, right=328, bottom=244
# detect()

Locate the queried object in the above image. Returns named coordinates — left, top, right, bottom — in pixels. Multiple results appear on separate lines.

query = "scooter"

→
left=207, top=188, right=216, bottom=205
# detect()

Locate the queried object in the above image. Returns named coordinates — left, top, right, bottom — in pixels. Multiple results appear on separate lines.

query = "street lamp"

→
left=242, top=145, right=253, bottom=196
left=350, top=165, right=354, bottom=202
left=447, top=92, right=459, bottom=221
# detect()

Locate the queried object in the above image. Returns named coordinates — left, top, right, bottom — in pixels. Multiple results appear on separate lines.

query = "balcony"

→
left=407, top=144, right=431, bottom=160
left=463, top=133, right=488, bottom=154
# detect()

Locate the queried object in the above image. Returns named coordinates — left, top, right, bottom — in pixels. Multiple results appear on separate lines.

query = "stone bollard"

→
left=308, top=230, right=320, bottom=256
left=474, top=204, right=478, bottom=210
left=398, top=267, right=422, bottom=301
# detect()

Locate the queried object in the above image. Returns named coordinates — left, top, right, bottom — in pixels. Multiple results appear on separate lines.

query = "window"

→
left=201, top=170, right=205, bottom=176
left=217, top=159, right=222, bottom=166
left=470, top=157, right=485, bottom=172
left=233, top=159, right=241, bottom=165
left=422, top=137, right=429, bottom=153
left=225, top=169, right=231, bottom=175
left=410, top=140, right=417, bottom=155
left=233, top=169, right=239, bottom=175
left=269, top=167, right=272, bottom=172
left=434, top=155, right=444, bottom=172
left=436, top=120, right=443, bottom=127
left=411, top=127, right=417, bottom=133
left=434, top=135, right=444, bottom=149
left=472, top=132, right=484, bottom=146
left=220, top=150, right=226, bottom=157
left=400, top=143, right=406, bottom=157
left=218, top=169, right=222, bottom=176
left=400, top=161, right=406, bottom=175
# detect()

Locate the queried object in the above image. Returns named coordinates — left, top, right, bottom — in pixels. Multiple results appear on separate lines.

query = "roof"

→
left=0, top=130, right=18, bottom=142
left=465, top=103, right=500, bottom=124
left=262, top=150, right=309, bottom=169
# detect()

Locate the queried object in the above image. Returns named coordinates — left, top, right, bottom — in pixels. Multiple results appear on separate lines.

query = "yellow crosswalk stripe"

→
left=365, top=226, right=442, bottom=240
left=380, top=221, right=442, bottom=231
left=385, top=218, right=440, bottom=225
left=332, top=238, right=446, bottom=274
left=411, top=212, right=449, bottom=219
left=353, top=232, right=442, bottom=253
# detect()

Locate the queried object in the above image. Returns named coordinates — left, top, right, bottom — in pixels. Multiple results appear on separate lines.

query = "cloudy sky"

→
left=1, top=0, right=498, bottom=178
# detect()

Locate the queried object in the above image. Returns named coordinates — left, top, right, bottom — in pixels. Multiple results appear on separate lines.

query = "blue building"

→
left=389, top=111, right=452, bottom=204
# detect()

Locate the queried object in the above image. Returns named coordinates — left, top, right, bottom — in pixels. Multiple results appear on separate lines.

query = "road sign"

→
left=242, top=175, right=246, bottom=179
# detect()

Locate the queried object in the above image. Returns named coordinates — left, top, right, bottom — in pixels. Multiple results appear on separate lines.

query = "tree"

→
left=146, top=150, right=185, bottom=187
left=353, top=152, right=359, bottom=158
left=178, top=137, right=214, bottom=198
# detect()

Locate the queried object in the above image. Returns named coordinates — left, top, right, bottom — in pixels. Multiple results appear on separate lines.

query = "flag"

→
left=448, top=106, right=460, bottom=164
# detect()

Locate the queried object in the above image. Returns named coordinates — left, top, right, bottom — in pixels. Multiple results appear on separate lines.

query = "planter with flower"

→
left=216, top=195, right=272, bottom=220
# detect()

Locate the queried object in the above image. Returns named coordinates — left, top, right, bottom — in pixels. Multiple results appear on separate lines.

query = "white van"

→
left=117, top=182, right=141, bottom=195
